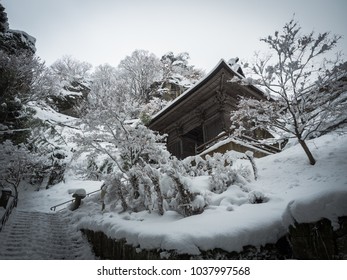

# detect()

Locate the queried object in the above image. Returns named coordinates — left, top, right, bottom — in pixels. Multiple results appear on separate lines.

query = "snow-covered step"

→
left=0, top=209, right=95, bottom=259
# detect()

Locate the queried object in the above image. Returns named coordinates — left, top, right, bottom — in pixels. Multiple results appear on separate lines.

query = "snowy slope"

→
left=64, top=132, right=346, bottom=255
left=8, top=132, right=347, bottom=256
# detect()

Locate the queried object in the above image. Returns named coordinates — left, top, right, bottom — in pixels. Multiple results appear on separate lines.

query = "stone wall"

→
left=81, top=230, right=163, bottom=260
left=82, top=216, right=347, bottom=260
left=289, top=216, right=347, bottom=259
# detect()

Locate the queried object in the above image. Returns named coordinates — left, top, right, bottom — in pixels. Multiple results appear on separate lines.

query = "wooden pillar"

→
left=175, top=122, right=184, bottom=159
left=195, top=107, right=206, bottom=142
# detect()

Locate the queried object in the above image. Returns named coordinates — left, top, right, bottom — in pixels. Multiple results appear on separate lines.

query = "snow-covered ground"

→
left=12, top=131, right=347, bottom=256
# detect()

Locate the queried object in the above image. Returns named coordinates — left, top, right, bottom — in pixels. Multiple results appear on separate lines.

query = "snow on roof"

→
left=150, top=59, right=246, bottom=124
left=199, top=136, right=273, bottom=157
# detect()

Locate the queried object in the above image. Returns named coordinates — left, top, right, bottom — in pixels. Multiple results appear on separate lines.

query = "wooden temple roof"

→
left=149, top=59, right=266, bottom=132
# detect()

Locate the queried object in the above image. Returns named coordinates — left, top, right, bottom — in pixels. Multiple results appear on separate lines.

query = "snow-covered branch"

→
left=230, top=18, right=347, bottom=165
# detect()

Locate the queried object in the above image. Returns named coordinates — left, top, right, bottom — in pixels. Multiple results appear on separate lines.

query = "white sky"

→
left=2, top=0, right=347, bottom=71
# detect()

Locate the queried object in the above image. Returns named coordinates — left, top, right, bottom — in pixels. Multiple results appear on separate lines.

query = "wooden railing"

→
left=0, top=193, right=18, bottom=232
left=196, top=131, right=230, bottom=154
left=50, top=189, right=101, bottom=211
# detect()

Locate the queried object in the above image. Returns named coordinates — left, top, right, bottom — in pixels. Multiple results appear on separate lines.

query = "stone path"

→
left=0, top=209, right=95, bottom=259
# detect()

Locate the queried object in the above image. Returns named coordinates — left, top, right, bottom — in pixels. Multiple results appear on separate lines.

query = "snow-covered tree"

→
left=90, top=64, right=118, bottom=98
left=50, top=55, right=92, bottom=83
left=230, top=19, right=347, bottom=165
left=74, top=76, right=172, bottom=213
left=0, top=49, right=47, bottom=144
left=160, top=51, right=204, bottom=85
left=139, top=97, right=169, bottom=125
left=45, top=56, right=92, bottom=117
left=0, top=140, right=46, bottom=198
left=118, top=49, right=162, bottom=103
left=88, top=63, right=140, bottom=119
left=0, top=4, right=74, bottom=198
left=76, top=120, right=169, bottom=213
left=148, top=51, right=204, bottom=101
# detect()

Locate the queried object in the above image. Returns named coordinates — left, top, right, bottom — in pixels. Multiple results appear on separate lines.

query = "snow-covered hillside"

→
left=14, top=132, right=347, bottom=256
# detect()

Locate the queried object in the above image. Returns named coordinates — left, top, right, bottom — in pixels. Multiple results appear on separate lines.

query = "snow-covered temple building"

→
left=149, top=59, right=280, bottom=159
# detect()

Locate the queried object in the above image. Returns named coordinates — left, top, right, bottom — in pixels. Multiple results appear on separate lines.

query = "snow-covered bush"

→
left=235, top=164, right=254, bottom=183
left=162, top=158, right=205, bottom=217
left=206, top=153, right=236, bottom=194
left=182, top=151, right=253, bottom=194
left=248, top=190, right=268, bottom=204
left=0, top=140, right=47, bottom=196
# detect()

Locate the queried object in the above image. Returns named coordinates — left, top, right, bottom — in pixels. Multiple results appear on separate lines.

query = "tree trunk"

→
left=113, top=178, right=128, bottom=211
left=130, top=175, right=140, bottom=199
left=245, top=151, right=258, bottom=180
left=151, top=176, right=164, bottom=216
left=298, top=139, right=316, bottom=165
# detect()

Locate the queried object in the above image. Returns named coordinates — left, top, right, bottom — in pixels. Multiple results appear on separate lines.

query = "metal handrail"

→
left=0, top=193, right=18, bottom=232
left=50, top=188, right=101, bottom=211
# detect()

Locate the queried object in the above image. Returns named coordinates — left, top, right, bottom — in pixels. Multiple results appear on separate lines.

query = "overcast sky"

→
left=2, top=0, right=347, bottom=71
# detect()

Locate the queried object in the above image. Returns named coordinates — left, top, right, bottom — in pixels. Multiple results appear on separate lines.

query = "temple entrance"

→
left=181, top=125, right=204, bottom=158
left=167, top=125, right=204, bottom=159
left=204, top=116, right=224, bottom=141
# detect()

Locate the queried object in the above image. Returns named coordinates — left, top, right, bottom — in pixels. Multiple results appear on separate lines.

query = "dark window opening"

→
left=167, top=125, right=205, bottom=159
left=183, top=126, right=204, bottom=146
left=181, top=125, right=204, bottom=158
left=204, top=116, right=223, bottom=141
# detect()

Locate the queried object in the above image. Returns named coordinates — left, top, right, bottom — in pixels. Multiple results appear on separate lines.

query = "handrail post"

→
left=49, top=188, right=101, bottom=212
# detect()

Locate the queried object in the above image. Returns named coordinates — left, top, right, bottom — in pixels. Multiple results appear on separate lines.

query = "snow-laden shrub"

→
left=166, top=170, right=204, bottom=216
left=96, top=150, right=208, bottom=217
left=206, top=152, right=243, bottom=194
left=234, top=164, right=253, bottom=183
left=181, top=155, right=207, bottom=177
left=77, top=139, right=261, bottom=217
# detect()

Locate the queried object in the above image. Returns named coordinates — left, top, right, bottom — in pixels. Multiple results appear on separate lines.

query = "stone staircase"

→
left=0, top=209, right=95, bottom=259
